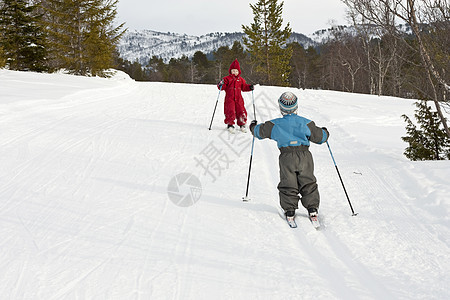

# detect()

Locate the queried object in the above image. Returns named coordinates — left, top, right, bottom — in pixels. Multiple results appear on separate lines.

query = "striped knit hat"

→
left=278, top=92, right=298, bottom=115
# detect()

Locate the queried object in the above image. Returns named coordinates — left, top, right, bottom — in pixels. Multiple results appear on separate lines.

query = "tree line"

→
left=0, top=0, right=124, bottom=76
left=118, top=24, right=445, bottom=103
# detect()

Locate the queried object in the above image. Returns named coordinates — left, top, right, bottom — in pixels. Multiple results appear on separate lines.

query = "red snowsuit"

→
left=218, top=59, right=252, bottom=126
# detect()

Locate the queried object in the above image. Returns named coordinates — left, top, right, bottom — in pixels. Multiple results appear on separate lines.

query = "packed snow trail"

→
left=0, top=69, right=449, bottom=299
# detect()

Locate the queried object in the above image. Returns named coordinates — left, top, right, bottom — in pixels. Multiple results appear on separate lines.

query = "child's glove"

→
left=249, top=120, right=258, bottom=133
left=218, top=79, right=224, bottom=88
left=249, top=85, right=254, bottom=90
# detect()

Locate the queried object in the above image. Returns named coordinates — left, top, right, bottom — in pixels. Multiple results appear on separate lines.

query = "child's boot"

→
left=227, top=124, right=235, bottom=134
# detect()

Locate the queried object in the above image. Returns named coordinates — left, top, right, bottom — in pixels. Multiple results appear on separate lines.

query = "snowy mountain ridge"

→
left=118, top=24, right=414, bottom=65
left=310, top=23, right=414, bottom=44
left=118, top=29, right=314, bottom=65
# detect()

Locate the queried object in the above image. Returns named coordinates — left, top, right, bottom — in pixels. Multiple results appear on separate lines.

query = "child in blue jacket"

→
left=249, top=91, right=329, bottom=221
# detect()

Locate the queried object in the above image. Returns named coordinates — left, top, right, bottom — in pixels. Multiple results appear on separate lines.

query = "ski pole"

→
left=251, top=89, right=256, bottom=121
left=243, top=90, right=256, bottom=201
left=208, top=84, right=222, bottom=130
left=326, top=141, right=358, bottom=216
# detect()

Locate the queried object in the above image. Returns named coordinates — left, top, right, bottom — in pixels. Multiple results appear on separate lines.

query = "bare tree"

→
left=341, top=0, right=450, bottom=137
left=374, top=35, right=400, bottom=96
left=337, top=33, right=364, bottom=92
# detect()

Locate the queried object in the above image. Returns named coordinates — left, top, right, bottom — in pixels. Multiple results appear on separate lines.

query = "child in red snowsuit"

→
left=218, top=59, right=254, bottom=132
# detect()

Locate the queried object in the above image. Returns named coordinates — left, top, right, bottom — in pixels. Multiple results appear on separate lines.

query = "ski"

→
left=309, top=213, right=321, bottom=229
left=285, top=215, right=297, bottom=228
left=277, top=208, right=297, bottom=228
left=278, top=207, right=321, bottom=229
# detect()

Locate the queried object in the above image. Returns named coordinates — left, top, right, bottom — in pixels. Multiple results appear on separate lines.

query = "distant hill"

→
left=309, top=23, right=414, bottom=43
left=117, top=30, right=316, bottom=65
left=117, top=24, right=414, bottom=65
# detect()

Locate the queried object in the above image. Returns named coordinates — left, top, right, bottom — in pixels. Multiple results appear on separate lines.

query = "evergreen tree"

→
left=213, top=45, right=230, bottom=80
left=228, top=41, right=247, bottom=64
left=289, top=43, right=321, bottom=89
left=0, top=20, right=5, bottom=67
left=0, top=44, right=5, bottom=68
left=0, top=0, right=48, bottom=71
left=192, top=51, right=209, bottom=83
left=43, top=0, right=125, bottom=76
left=0, top=31, right=6, bottom=68
left=402, top=101, right=450, bottom=160
left=167, top=56, right=191, bottom=83
left=289, top=42, right=307, bottom=89
left=242, top=0, right=292, bottom=86
left=147, top=55, right=166, bottom=81
left=144, top=56, right=162, bottom=81
left=305, top=46, right=321, bottom=89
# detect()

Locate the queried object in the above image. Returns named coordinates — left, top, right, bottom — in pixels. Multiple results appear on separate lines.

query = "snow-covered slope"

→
left=118, top=30, right=314, bottom=64
left=0, top=69, right=449, bottom=299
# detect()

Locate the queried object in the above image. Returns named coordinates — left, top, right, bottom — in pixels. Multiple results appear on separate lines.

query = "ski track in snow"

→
left=258, top=141, right=394, bottom=299
left=0, top=69, right=449, bottom=299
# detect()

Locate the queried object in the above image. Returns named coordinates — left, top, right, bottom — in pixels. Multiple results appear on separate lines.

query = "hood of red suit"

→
left=228, top=59, right=241, bottom=76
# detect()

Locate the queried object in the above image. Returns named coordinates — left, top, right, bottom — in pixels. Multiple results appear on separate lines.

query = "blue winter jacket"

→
left=251, top=114, right=329, bottom=149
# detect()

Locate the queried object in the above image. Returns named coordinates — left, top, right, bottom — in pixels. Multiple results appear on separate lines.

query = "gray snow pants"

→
left=278, top=146, right=320, bottom=212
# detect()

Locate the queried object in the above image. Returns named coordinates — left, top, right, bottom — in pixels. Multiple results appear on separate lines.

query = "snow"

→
left=1, top=69, right=449, bottom=299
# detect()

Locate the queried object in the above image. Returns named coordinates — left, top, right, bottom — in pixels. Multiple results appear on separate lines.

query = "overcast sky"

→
left=116, top=0, right=350, bottom=36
